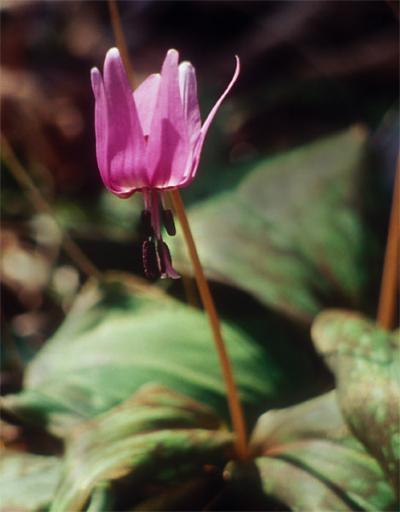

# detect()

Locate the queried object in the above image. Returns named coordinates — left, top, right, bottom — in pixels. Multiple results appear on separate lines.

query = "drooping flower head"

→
left=91, top=48, right=239, bottom=279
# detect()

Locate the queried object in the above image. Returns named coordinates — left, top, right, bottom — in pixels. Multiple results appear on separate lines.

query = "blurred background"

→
left=1, top=0, right=398, bottom=412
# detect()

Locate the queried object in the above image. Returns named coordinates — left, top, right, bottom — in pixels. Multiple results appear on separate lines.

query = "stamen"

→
left=158, top=240, right=180, bottom=280
left=140, top=209, right=153, bottom=237
left=161, top=208, right=176, bottom=236
left=156, top=240, right=166, bottom=275
left=141, top=190, right=179, bottom=280
left=142, top=240, right=160, bottom=280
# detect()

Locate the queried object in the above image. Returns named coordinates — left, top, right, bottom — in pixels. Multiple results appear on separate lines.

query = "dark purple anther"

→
left=161, top=209, right=176, bottom=236
left=142, top=240, right=160, bottom=280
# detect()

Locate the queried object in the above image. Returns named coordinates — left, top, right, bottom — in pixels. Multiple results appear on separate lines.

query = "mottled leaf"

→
left=2, top=281, right=313, bottom=435
left=50, top=385, right=234, bottom=512
left=0, top=450, right=61, bottom=511
left=173, top=127, right=382, bottom=323
left=311, top=310, right=400, bottom=494
left=229, top=392, right=395, bottom=511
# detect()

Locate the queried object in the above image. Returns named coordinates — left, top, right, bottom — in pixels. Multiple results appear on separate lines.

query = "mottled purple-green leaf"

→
left=0, top=450, right=61, bottom=511
left=1, top=281, right=313, bottom=435
left=312, top=310, right=400, bottom=495
left=50, top=385, right=234, bottom=512
left=173, top=127, right=381, bottom=323
left=232, top=392, right=396, bottom=511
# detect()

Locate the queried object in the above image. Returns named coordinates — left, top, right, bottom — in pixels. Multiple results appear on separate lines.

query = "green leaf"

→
left=0, top=450, right=61, bottom=511
left=50, top=385, right=234, bottom=511
left=311, top=310, right=400, bottom=494
left=172, top=127, right=382, bottom=323
left=85, top=484, right=114, bottom=512
left=1, top=281, right=313, bottom=435
left=230, top=392, right=395, bottom=511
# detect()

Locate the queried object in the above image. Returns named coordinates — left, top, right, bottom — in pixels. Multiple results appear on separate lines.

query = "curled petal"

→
left=200, top=56, right=240, bottom=140
left=146, top=49, right=191, bottom=188
left=133, top=73, right=161, bottom=136
left=183, top=55, right=240, bottom=185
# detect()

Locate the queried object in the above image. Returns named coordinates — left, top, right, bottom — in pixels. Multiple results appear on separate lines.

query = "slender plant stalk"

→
left=170, top=190, right=248, bottom=460
left=180, top=270, right=200, bottom=308
left=107, top=0, right=248, bottom=459
left=377, top=160, right=399, bottom=330
left=1, top=134, right=102, bottom=280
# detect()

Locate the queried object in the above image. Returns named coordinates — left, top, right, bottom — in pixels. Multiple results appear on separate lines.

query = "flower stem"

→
left=377, top=159, right=399, bottom=330
left=1, top=134, right=102, bottom=280
left=170, top=189, right=248, bottom=460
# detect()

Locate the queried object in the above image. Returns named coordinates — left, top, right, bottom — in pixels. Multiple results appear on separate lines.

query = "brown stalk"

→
left=377, top=160, right=399, bottom=330
left=170, top=190, right=248, bottom=459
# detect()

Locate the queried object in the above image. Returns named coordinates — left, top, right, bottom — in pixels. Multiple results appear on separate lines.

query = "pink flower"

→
left=91, top=48, right=239, bottom=279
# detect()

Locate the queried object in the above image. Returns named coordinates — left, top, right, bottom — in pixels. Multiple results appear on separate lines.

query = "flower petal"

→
left=200, top=56, right=240, bottom=140
left=182, top=55, right=240, bottom=184
left=102, top=47, right=147, bottom=192
left=91, top=68, right=109, bottom=187
left=91, top=66, right=131, bottom=197
left=178, top=61, right=201, bottom=144
left=146, top=49, right=190, bottom=188
left=133, top=73, right=161, bottom=136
